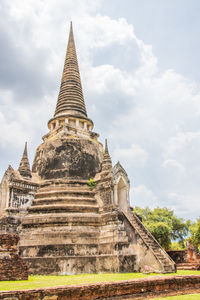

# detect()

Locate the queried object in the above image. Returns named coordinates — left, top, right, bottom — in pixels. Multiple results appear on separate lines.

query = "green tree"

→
left=147, top=222, right=171, bottom=249
left=170, top=241, right=186, bottom=250
left=188, top=218, right=200, bottom=247
left=133, top=206, right=189, bottom=250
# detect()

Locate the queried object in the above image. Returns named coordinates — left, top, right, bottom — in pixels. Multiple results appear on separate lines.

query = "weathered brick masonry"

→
left=0, top=234, right=28, bottom=281
left=1, top=275, right=200, bottom=299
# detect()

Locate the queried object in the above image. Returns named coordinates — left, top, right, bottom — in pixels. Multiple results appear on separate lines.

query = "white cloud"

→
left=166, top=131, right=200, bottom=159
left=167, top=192, right=200, bottom=219
left=132, top=184, right=158, bottom=208
left=161, top=159, right=185, bottom=188
left=85, top=64, right=137, bottom=96
left=78, top=15, right=135, bottom=50
left=113, top=144, right=148, bottom=168
left=135, top=41, right=158, bottom=77
left=162, top=159, right=185, bottom=174
left=163, top=132, right=200, bottom=183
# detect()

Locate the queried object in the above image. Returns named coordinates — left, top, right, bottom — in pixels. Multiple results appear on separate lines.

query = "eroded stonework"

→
left=32, top=135, right=102, bottom=180
left=0, top=234, right=28, bottom=280
left=0, top=162, right=38, bottom=233
left=0, top=22, right=176, bottom=275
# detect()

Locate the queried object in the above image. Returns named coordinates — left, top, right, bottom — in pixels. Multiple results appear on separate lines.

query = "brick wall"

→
left=0, top=233, right=28, bottom=281
left=1, top=275, right=200, bottom=299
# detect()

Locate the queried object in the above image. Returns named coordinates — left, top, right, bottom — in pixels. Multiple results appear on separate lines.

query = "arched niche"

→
left=112, top=162, right=130, bottom=212
left=117, top=177, right=128, bottom=211
left=0, top=178, right=9, bottom=211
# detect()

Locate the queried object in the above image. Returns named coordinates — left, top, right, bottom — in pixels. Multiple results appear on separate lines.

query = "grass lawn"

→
left=1, top=270, right=200, bottom=292
left=153, top=294, right=200, bottom=299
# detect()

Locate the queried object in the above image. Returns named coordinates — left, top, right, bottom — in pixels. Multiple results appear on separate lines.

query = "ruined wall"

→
left=168, top=248, right=200, bottom=265
left=0, top=234, right=28, bottom=280
left=0, top=214, right=22, bottom=234
left=1, top=275, right=200, bottom=299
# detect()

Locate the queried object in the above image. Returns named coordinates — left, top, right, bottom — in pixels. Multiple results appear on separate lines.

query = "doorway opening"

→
left=117, top=177, right=127, bottom=211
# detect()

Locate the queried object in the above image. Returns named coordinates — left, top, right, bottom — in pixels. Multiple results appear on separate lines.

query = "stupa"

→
left=0, top=23, right=175, bottom=275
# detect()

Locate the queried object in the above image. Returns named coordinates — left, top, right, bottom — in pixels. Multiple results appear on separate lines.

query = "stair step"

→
left=38, top=184, right=89, bottom=192
left=28, top=204, right=99, bottom=214
left=32, top=197, right=97, bottom=206
left=35, top=189, right=95, bottom=199
left=22, top=213, right=100, bottom=227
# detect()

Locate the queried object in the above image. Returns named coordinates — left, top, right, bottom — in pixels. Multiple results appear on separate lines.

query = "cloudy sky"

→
left=1, top=0, right=200, bottom=220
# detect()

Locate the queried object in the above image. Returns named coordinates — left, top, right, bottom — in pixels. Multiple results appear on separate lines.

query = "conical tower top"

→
left=101, top=139, right=112, bottom=176
left=105, top=139, right=109, bottom=155
left=54, top=22, right=87, bottom=119
left=103, top=139, right=111, bottom=160
left=18, top=142, right=32, bottom=178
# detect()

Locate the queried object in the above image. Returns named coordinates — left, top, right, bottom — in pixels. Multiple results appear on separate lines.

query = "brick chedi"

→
left=0, top=22, right=176, bottom=275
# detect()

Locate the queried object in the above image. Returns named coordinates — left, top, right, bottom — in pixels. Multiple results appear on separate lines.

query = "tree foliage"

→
left=133, top=206, right=189, bottom=250
left=188, top=218, right=200, bottom=247
left=147, top=221, right=171, bottom=249
left=170, top=241, right=186, bottom=251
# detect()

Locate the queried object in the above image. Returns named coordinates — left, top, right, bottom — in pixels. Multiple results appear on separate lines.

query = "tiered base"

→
left=19, top=180, right=175, bottom=275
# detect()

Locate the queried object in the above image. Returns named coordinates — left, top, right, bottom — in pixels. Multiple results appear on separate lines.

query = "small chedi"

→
left=0, top=234, right=28, bottom=280
left=0, top=22, right=176, bottom=275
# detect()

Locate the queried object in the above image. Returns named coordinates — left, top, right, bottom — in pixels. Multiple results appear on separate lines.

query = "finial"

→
left=105, top=139, right=109, bottom=154
left=69, top=21, right=73, bottom=35
left=24, top=141, right=28, bottom=156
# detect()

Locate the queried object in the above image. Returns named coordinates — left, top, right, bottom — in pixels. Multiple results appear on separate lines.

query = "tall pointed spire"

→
left=101, top=139, right=112, bottom=176
left=54, top=22, right=87, bottom=118
left=18, top=142, right=32, bottom=178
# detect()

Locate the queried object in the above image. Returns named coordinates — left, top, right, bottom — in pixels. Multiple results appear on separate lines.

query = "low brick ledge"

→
left=1, top=275, right=200, bottom=300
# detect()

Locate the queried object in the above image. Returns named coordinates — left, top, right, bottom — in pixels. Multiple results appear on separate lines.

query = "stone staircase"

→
left=123, top=209, right=176, bottom=273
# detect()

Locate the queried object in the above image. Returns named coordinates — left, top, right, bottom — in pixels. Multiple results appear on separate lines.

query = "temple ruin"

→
left=0, top=22, right=176, bottom=275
